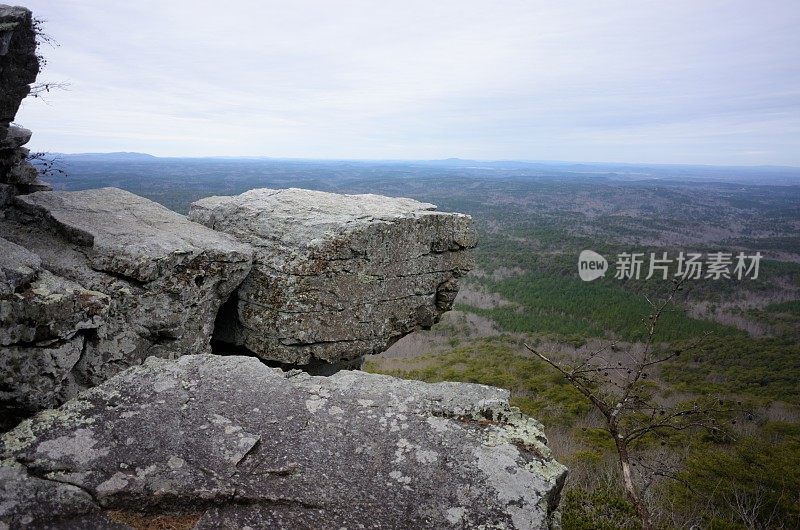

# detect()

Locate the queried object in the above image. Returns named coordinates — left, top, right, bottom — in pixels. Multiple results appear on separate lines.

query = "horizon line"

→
left=42, top=151, right=800, bottom=171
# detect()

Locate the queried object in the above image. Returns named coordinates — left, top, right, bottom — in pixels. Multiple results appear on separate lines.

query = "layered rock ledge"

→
left=1, top=188, right=252, bottom=409
left=189, top=188, right=477, bottom=366
left=0, top=5, right=44, bottom=195
left=0, top=354, right=567, bottom=529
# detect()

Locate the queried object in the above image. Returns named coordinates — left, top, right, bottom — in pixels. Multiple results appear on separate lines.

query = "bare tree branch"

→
left=526, top=278, right=737, bottom=530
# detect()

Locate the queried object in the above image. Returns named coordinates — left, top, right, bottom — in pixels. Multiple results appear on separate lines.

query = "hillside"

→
left=39, top=155, right=800, bottom=529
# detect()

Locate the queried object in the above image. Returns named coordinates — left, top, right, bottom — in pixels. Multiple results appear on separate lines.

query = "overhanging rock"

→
left=0, top=354, right=567, bottom=529
left=0, top=188, right=253, bottom=409
left=0, top=5, right=42, bottom=195
left=189, top=188, right=477, bottom=366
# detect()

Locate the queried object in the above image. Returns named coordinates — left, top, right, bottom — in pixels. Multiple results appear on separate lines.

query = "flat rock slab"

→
left=190, top=188, right=477, bottom=365
left=0, top=354, right=566, bottom=529
left=1, top=188, right=253, bottom=410
left=16, top=187, right=253, bottom=283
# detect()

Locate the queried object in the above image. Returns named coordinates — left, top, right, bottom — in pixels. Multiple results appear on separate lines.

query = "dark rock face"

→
left=190, top=188, right=477, bottom=366
left=0, top=5, right=42, bottom=196
left=0, top=354, right=567, bottom=529
left=0, top=188, right=253, bottom=410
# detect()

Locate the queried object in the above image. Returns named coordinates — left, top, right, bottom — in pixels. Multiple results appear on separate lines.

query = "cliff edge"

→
left=0, top=5, right=566, bottom=528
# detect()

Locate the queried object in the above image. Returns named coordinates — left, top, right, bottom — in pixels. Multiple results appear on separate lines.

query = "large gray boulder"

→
left=0, top=188, right=253, bottom=409
left=189, top=188, right=477, bottom=366
left=0, top=354, right=566, bottom=529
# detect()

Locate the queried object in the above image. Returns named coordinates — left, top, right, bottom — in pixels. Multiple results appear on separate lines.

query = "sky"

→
left=16, top=0, right=800, bottom=165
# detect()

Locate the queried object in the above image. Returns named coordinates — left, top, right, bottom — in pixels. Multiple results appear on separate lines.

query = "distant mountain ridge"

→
left=40, top=152, right=800, bottom=185
left=49, top=152, right=158, bottom=161
left=46, top=152, right=800, bottom=171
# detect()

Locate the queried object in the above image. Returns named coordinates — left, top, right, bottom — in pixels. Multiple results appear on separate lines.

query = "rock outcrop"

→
left=190, top=188, right=477, bottom=366
left=0, top=5, right=567, bottom=525
left=1, top=236, right=111, bottom=411
left=0, top=5, right=44, bottom=196
left=0, top=188, right=252, bottom=409
left=0, top=354, right=567, bottom=529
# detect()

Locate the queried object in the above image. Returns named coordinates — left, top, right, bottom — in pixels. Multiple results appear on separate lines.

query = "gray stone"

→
left=0, top=182, right=13, bottom=208
left=1, top=146, right=39, bottom=189
left=21, top=176, right=52, bottom=193
left=0, top=460, right=106, bottom=529
left=1, top=336, right=87, bottom=412
left=0, top=236, right=40, bottom=294
left=0, top=256, right=109, bottom=348
left=0, top=5, right=39, bottom=194
left=0, top=238, right=110, bottom=409
left=0, top=188, right=253, bottom=409
left=6, top=157, right=37, bottom=185
left=0, top=124, right=30, bottom=149
left=0, top=354, right=566, bottom=529
left=16, top=188, right=254, bottom=284
left=190, top=188, right=476, bottom=365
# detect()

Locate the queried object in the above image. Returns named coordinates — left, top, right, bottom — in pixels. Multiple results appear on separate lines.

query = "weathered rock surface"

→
left=0, top=5, right=37, bottom=126
left=0, top=124, right=31, bottom=150
left=0, top=236, right=112, bottom=411
left=190, top=188, right=477, bottom=365
left=0, top=188, right=253, bottom=409
left=0, top=182, right=13, bottom=209
left=0, top=354, right=567, bottom=529
left=0, top=235, right=40, bottom=293
left=0, top=5, right=39, bottom=194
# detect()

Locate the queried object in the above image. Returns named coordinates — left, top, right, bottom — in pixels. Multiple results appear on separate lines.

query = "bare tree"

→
left=525, top=278, right=735, bottom=529
left=24, top=17, right=69, bottom=179
left=28, top=81, right=70, bottom=101
left=29, top=17, right=70, bottom=102
left=25, top=151, right=66, bottom=179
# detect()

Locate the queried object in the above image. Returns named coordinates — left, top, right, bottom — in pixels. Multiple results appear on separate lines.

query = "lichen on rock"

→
left=1, top=188, right=253, bottom=410
left=190, top=187, right=477, bottom=366
left=0, top=354, right=567, bottom=529
left=0, top=5, right=567, bottom=526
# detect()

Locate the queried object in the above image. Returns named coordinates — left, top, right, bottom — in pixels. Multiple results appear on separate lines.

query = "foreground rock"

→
left=0, top=354, right=566, bottom=528
left=0, top=188, right=252, bottom=409
left=190, top=188, right=477, bottom=366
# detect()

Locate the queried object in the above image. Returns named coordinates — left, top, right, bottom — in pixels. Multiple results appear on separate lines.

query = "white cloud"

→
left=16, top=0, right=800, bottom=164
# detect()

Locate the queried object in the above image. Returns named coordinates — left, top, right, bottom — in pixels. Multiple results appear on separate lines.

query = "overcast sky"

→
left=17, top=0, right=800, bottom=165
